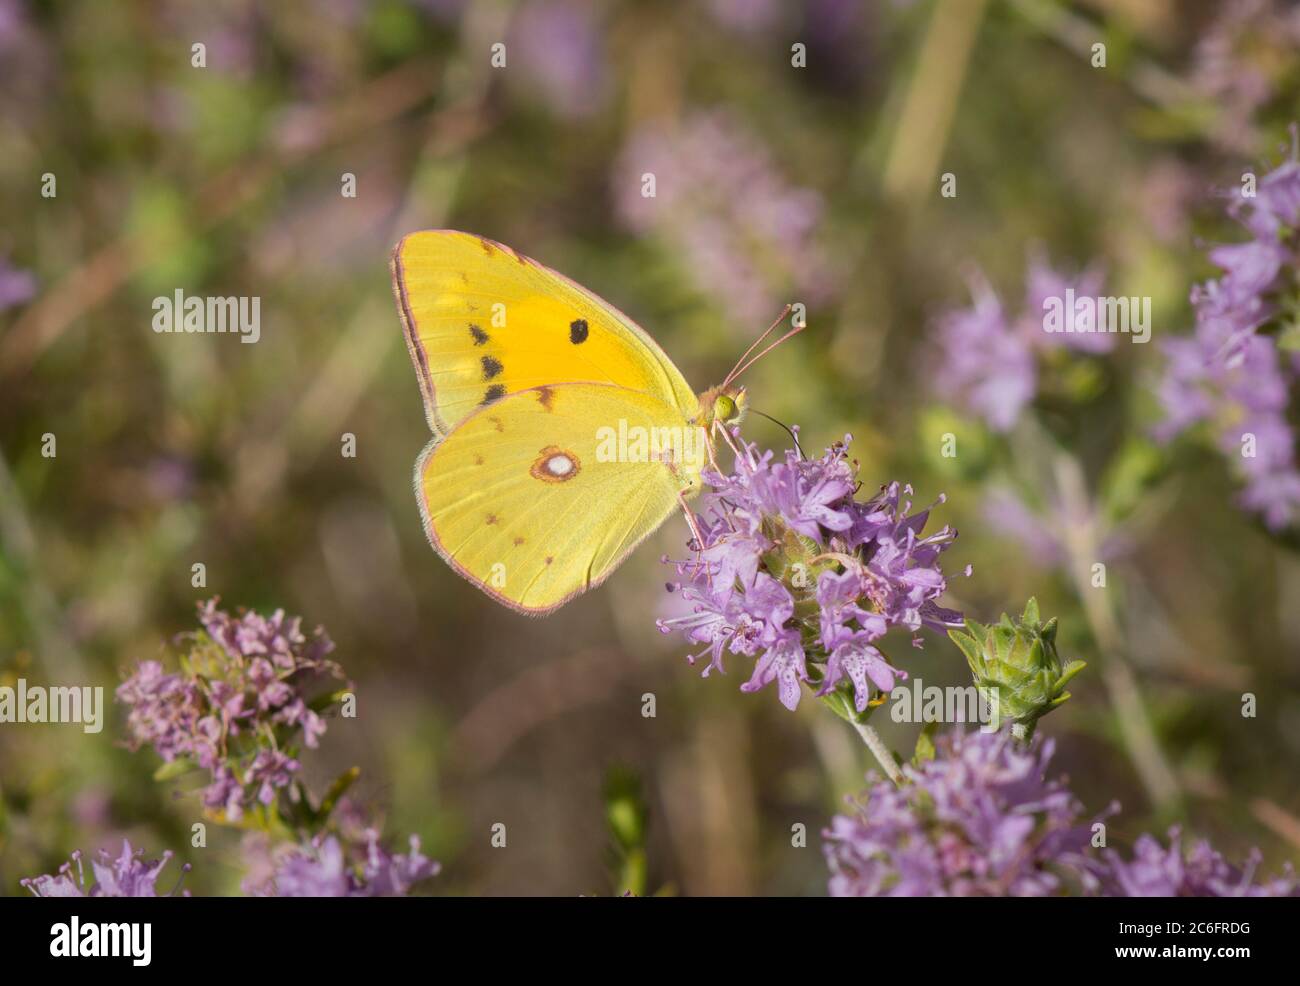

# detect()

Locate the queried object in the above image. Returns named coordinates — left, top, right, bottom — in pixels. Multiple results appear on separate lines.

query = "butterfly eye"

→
left=714, top=394, right=738, bottom=422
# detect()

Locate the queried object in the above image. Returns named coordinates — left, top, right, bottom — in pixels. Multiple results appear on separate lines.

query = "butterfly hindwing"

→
left=392, top=230, right=700, bottom=435
left=415, top=382, right=704, bottom=613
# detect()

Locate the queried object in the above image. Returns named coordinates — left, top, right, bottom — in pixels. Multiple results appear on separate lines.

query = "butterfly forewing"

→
left=392, top=230, right=700, bottom=435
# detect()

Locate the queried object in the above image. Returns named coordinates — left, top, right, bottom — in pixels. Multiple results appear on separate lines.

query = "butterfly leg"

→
left=705, top=432, right=721, bottom=474
left=711, top=419, right=743, bottom=462
left=676, top=490, right=714, bottom=582
left=677, top=490, right=706, bottom=550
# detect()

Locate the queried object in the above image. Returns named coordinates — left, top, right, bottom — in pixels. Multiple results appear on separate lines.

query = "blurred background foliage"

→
left=2, top=0, right=1299, bottom=895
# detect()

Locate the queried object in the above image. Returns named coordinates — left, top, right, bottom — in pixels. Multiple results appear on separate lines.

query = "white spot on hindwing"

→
left=530, top=445, right=581, bottom=484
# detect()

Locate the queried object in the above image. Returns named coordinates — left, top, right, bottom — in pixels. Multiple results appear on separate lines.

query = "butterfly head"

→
left=700, top=383, right=748, bottom=432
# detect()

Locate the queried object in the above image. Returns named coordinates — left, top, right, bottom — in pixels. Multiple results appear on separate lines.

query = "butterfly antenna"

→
left=723, top=304, right=793, bottom=388
left=725, top=320, right=806, bottom=385
left=748, top=407, right=803, bottom=458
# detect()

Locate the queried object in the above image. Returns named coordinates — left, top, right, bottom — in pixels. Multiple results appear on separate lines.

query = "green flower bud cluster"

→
left=948, top=598, right=1085, bottom=739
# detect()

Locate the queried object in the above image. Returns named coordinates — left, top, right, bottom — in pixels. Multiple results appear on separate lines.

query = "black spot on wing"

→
left=569, top=318, right=589, bottom=344
left=483, top=384, right=506, bottom=405
left=481, top=355, right=503, bottom=379
left=469, top=324, right=489, bottom=345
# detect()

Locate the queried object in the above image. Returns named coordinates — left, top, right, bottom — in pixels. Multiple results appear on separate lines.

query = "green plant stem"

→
left=881, top=0, right=990, bottom=204
left=849, top=719, right=903, bottom=786
left=1052, top=453, right=1182, bottom=811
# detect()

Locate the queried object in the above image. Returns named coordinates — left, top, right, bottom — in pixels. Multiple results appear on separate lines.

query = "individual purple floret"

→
left=21, top=840, right=190, bottom=897
left=659, top=434, right=964, bottom=711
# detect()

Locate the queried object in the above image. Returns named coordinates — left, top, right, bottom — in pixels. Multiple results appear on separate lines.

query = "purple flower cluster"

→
left=244, top=834, right=440, bottom=897
left=117, top=599, right=347, bottom=822
left=932, top=253, right=1111, bottom=432
left=1107, top=826, right=1298, bottom=897
left=823, top=730, right=1105, bottom=896
left=659, top=435, right=964, bottom=712
left=1156, top=139, right=1300, bottom=529
left=824, top=729, right=1299, bottom=897
left=507, top=1, right=608, bottom=120
left=1191, top=0, right=1300, bottom=153
left=242, top=800, right=440, bottom=897
left=21, top=840, right=190, bottom=898
left=613, top=111, right=838, bottom=333
left=26, top=603, right=440, bottom=898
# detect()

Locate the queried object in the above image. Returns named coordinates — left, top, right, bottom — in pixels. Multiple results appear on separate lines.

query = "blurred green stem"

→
left=882, top=0, right=989, bottom=204
left=1051, top=452, right=1182, bottom=811
left=0, top=451, right=86, bottom=682
left=615, top=848, right=648, bottom=898
left=1008, top=0, right=1198, bottom=110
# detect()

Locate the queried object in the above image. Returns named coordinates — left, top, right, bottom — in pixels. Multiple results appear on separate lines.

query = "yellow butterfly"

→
left=390, top=230, right=795, bottom=614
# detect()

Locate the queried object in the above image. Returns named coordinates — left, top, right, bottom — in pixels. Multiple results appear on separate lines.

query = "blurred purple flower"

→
left=982, top=485, right=1130, bottom=570
left=159, top=2, right=257, bottom=80
left=1139, top=159, right=1200, bottom=244
left=708, top=0, right=782, bottom=35
left=0, top=0, right=22, bottom=43
left=824, top=730, right=1298, bottom=897
left=508, top=1, right=608, bottom=120
left=1104, top=827, right=1298, bottom=897
left=1155, top=138, right=1300, bottom=529
left=245, top=830, right=440, bottom=897
left=982, top=487, right=1068, bottom=567
left=932, top=251, right=1119, bottom=431
left=0, top=252, right=36, bottom=312
left=823, top=730, right=1106, bottom=896
left=932, top=272, right=1035, bottom=431
left=22, top=840, right=190, bottom=898
left=117, top=599, right=347, bottom=821
left=1192, top=0, right=1300, bottom=152
left=1022, top=252, right=1112, bottom=353
left=614, top=111, right=838, bottom=333
left=659, top=435, right=963, bottom=711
